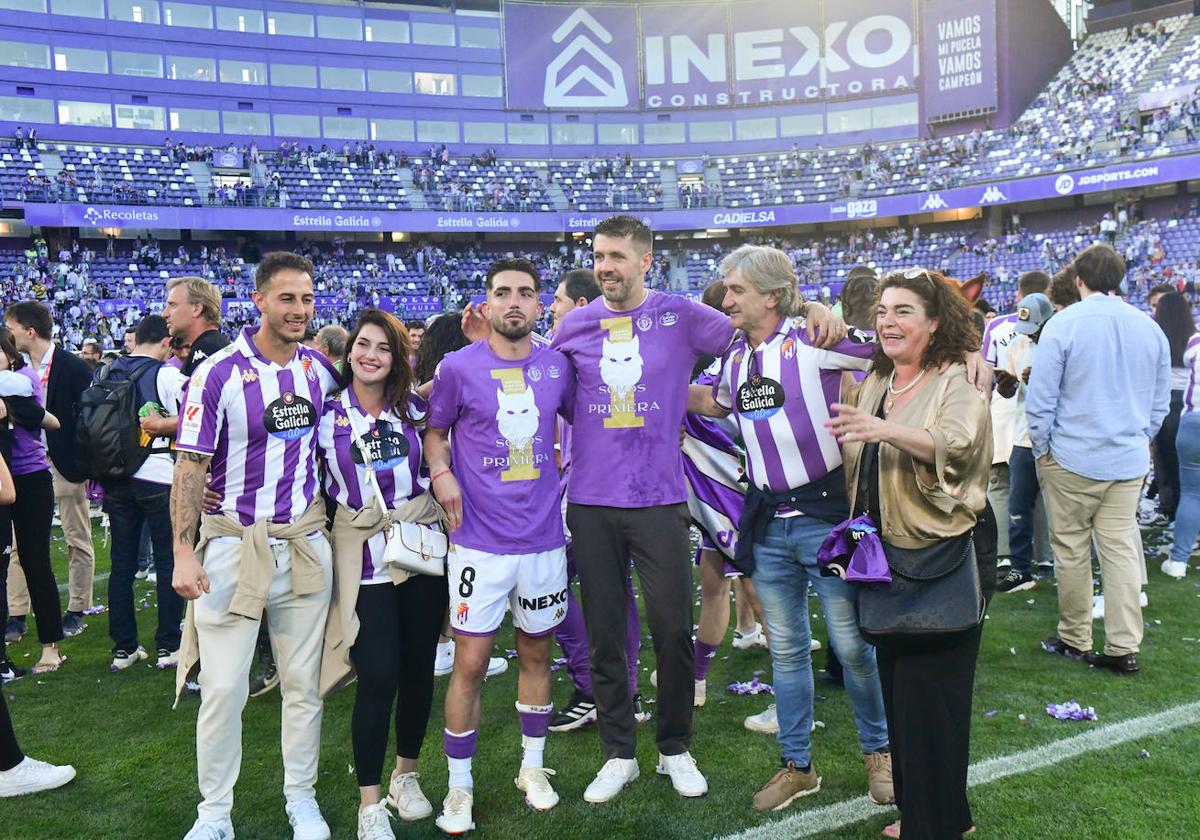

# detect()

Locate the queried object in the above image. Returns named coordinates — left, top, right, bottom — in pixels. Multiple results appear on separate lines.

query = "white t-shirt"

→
left=1007, top=334, right=1037, bottom=449
left=134, top=363, right=188, bottom=486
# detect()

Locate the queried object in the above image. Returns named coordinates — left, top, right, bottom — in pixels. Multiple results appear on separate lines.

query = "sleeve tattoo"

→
left=172, top=451, right=212, bottom=547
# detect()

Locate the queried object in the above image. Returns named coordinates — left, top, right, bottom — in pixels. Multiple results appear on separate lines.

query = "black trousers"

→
left=876, top=623, right=983, bottom=840
left=8, top=470, right=62, bottom=644
left=1153, top=390, right=1184, bottom=519
left=0, top=689, right=21, bottom=771
left=567, top=503, right=693, bottom=759
left=349, top=574, right=448, bottom=787
left=0, top=502, right=12, bottom=663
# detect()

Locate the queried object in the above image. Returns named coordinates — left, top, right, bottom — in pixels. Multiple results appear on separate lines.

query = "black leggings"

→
left=349, top=574, right=448, bottom=787
left=0, top=502, right=12, bottom=663
left=9, top=471, right=62, bottom=644
left=0, top=689, right=21, bottom=771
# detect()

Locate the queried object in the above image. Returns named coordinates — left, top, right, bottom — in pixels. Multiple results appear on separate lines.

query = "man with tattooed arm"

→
left=169, top=252, right=341, bottom=840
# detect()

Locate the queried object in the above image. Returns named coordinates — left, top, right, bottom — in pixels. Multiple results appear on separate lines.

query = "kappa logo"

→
left=544, top=9, right=629, bottom=108
left=241, top=370, right=259, bottom=384
left=980, top=185, right=1009, bottom=204
left=1054, top=174, right=1076, bottom=195
left=921, top=192, right=948, bottom=211
left=554, top=607, right=565, bottom=622
left=335, top=415, right=351, bottom=428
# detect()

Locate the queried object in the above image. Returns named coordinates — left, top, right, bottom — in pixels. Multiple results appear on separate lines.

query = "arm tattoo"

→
left=171, top=454, right=212, bottom=548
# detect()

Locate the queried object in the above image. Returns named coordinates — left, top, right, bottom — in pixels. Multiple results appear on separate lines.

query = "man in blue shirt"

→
left=1027, top=243, right=1170, bottom=675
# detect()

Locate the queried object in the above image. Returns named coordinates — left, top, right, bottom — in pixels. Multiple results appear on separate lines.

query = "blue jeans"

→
left=1171, top=412, right=1200, bottom=564
left=1008, top=446, right=1042, bottom=574
left=103, top=478, right=182, bottom=653
left=751, top=516, right=889, bottom=767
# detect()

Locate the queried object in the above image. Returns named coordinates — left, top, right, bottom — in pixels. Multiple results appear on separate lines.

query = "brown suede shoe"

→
left=864, top=751, right=895, bottom=805
left=751, top=761, right=821, bottom=812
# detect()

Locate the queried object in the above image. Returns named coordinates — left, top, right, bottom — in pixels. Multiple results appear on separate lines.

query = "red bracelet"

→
left=431, top=469, right=452, bottom=482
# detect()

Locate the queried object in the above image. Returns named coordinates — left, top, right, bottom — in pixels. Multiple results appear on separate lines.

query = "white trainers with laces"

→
left=387, top=770, right=433, bottom=821
left=732, top=623, right=768, bottom=650
left=433, top=641, right=455, bottom=676
left=583, top=757, right=639, bottom=803
left=0, top=755, right=76, bottom=798
left=515, top=766, right=559, bottom=811
left=357, top=803, right=396, bottom=840
left=181, top=819, right=234, bottom=840
left=656, top=751, right=708, bottom=797
left=111, top=646, right=148, bottom=672
left=1161, top=559, right=1187, bottom=579
left=285, top=797, right=331, bottom=840
left=485, top=657, right=508, bottom=677
left=744, top=704, right=779, bottom=734
left=435, top=786, right=475, bottom=835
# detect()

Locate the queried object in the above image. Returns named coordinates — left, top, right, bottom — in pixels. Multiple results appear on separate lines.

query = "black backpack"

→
left=75, top=357, right=164, bottom=481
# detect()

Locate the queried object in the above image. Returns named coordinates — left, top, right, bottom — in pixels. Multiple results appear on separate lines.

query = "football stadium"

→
left=0, top=0, right=1198, bottom=837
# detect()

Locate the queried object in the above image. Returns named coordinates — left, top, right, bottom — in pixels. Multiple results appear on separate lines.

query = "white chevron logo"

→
left=543, top=9, right=628, bottom=107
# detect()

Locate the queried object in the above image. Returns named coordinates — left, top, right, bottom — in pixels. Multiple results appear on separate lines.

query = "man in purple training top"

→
left=545, top=269, right=646, bottom=733
left=171, top=252, right=340, bottom=840
left=426, top=258, right=576, bottom=834
left=551, top=216, right=843, bottom=803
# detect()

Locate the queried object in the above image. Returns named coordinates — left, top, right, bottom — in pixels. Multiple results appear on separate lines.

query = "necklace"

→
left=885, top=369, right=926, bottom=413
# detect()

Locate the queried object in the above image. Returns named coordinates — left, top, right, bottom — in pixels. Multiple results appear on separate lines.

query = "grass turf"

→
left=0, top=524, right=1198, bottom=839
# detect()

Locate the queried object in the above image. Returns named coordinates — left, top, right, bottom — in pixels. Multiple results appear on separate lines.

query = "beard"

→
left=492, top=315, right=533, bottom=341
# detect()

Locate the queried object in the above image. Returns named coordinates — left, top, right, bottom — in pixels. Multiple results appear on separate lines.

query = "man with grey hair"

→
left=163, top=276, right=229, bottom=376
left=688, top=244, right=894, bottom=812
left=314, top=325, right=347, bottom=364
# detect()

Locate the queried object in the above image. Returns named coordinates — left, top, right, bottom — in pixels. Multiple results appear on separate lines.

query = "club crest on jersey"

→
left=781, top=338, right=796, bottom=360
left=302, top=356, right=316, bottom=382
left=263, top=391, right=318, bottom=440
left=455, top=602, right=470, bottom=624
left=636, top=313, right=653, bottom=333
left=527, top=366, right=543, bottom=382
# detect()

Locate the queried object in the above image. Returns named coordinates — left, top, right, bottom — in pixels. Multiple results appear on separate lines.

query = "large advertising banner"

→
left=640, top=3, right=732, bottom=109
left=819, top=0, right=918, bottom=97
left=921, top=0, right=998, bottom=119
left=722, top=0, right=824, bottom=106
left=503, top=3, right=640, bottom=110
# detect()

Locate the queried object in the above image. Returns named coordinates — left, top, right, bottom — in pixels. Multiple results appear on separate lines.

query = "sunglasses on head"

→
left=902, top=267, right=936, bottom=289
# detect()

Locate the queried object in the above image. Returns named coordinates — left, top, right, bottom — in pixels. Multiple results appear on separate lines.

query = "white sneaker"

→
left=156, top=648, right=180, bottom=670
left=485, top=657, right=508, bottom=677
left=285, top=798, right=331, bottom=840
left=584, top=757, right=639, bottom=803
left=111, top=646, right=148, bottom=672
left=1092, top=594, right=1105, bottom=620
left=656, top=752, right=708, bottom=797
left=435, top=786, right=475, bottom=835
left=434, top=641, right=454, bottom=677
left=181, top=819, right=234, bottom=840
left=1140, top=591, right=1149, bottom=607
left=810, top=638, right=822, bottom=652
left=387, top=770, right=433, bottom=821
left=357, top=803, right=396, bottom=840
left=146, top=571, right=157, bottom=584
left=0, top=756, right=76, bottom=798
left=515, top=766, right=559, bottom=811
left=744, top=704, right=779, bottom=734
left=1161, top=559, right=1187, bottom=579
left=732, top=623, right=768, bottom=650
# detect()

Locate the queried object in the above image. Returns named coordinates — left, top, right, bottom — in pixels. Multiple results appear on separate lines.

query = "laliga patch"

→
left=736, top=375, right=786, bottom=421
left=180, top=403, right=204, bottom=436
left=350, top=420, right=410, bottom=470
left=263, top=391, right=317, bottom=440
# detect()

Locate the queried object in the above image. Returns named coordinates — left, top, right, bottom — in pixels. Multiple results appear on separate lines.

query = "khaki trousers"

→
left=1036, top=454, right=1144, bottom=656
left=6, top=466, right=95, bottom=614
left=192, top=535, right=332, bottom=824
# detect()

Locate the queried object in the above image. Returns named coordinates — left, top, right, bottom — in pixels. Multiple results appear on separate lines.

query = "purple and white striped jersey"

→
left=1183, top=334, right=1200, bottom=414
left=319, top=387, right=429, bottom=585
left=981, top=311, right=1019, bottom=368
left=714, top=318, right=873, bottom=493
left=176, top=327, right=339, bottom=526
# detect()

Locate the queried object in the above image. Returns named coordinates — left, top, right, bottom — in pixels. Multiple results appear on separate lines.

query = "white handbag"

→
left=344, top=395, right=447, bottom=577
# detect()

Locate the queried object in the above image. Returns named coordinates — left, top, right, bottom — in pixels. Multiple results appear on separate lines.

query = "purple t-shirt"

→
left=9, top=366, right=49, bottom=476
left=551, top=290, right=735, bottom=507
left=427, top=340, right=574, bottom=554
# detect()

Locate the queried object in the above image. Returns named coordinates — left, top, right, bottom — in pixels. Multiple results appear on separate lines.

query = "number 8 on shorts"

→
left=447, top=545, right=570, bottom=637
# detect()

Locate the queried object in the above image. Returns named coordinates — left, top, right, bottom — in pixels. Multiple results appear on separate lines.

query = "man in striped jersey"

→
left=689, top=245, right=893, bottom=813
left=171, top=252, right=340, bottom=840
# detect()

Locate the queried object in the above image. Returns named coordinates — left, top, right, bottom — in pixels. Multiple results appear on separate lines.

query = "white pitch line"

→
left=718, top=700, right=1200, bottom=840
left=57, top=571, right=110, bottom=593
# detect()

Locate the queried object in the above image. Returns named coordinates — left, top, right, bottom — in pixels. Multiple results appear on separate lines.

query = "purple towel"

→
left=817, top=515, right=892, bottom=584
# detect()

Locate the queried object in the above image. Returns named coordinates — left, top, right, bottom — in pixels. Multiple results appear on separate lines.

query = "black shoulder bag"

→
left=853, top=399, right=985, bottom=647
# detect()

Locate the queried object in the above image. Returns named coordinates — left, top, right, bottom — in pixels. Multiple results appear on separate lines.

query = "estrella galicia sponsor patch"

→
left=736, top=375, right=785, bottom=421
left=349, top=420, right=410, bottom=470
left=263, top=391, right=317, bottom=440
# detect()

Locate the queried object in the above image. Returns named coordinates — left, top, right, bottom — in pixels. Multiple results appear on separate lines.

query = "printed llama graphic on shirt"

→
left=491, top=368, right=542, bottom=481
left=599, top=316, right=646, bottom=429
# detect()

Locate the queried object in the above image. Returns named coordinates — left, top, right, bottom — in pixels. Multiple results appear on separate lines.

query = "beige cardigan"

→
left=319, top=492, right=447, bottom=699
left=842, top=364, right=992, bottom=549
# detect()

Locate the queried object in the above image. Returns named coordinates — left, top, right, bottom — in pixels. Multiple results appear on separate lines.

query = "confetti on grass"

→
left=1046, top=700, right=1097, bottom=721
left=983, top=709, right=998, bottom=718
left=727, top=679, right=773, bottom=696
left=83, top=604, right=107, bottom=615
